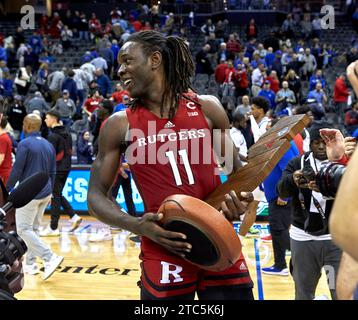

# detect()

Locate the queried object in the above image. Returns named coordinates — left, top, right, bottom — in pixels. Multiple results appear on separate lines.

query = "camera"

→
left=301, top=162, right=346, bottom=197
left=0, top=221, right=27, bottom=270
left=0, top=216, right=27, bottom=300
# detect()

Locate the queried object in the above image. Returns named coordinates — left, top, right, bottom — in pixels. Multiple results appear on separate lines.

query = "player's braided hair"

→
left=126, top=30, right=196, bottom=119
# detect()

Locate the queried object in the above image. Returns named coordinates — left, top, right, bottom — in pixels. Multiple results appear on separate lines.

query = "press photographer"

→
left=277, top=125, right=342, bottom=300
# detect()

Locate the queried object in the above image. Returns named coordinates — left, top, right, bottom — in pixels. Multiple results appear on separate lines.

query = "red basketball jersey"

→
left=125, top=94, right=221, bottom=213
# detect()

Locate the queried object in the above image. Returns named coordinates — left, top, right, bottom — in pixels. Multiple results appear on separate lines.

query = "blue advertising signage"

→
left=61, top=167, right=267, bottom=216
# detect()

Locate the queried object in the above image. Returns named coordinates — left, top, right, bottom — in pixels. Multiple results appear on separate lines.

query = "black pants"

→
left=268, top=199, right=292, bottom=269
left=50, top=171, right=75, bottom=230
left=111, top=172, right=136, bottom=216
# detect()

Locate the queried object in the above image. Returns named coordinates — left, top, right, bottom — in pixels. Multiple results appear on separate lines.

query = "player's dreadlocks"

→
left=125, top=30, right=196, bottom=119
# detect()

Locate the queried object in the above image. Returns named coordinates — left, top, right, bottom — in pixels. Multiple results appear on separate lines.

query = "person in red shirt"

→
left=233, top=64, right=249, bottom=98
left=111, top=83, right=130, bottom=104
left=132, top=19, right=143, bottom=32
left=83, top=90, right=102, bottom=117
left=214, top=58, right=227, bottom=85
left=334, top=73, right=350, bottom=125
left=0, top=116, right=13, bottom=185
left=265, top=70, right=280, bottom=93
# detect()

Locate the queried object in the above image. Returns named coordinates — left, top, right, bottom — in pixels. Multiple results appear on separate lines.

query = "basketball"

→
left=158, top=194, right=242, bottom=272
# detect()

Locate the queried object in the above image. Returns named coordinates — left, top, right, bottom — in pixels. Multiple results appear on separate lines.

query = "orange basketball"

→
left=158, top=194, right=242, bottom=272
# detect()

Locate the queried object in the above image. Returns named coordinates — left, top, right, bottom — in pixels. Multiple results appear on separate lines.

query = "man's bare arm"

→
left=87, top=112, right=141, bottom=233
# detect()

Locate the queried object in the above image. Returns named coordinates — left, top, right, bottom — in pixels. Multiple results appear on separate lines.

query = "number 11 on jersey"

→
left=165, top=150, right=195, bottom=186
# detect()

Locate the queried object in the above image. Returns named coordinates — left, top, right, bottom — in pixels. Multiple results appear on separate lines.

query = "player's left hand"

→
left=220, top=191, right=254, bottom=221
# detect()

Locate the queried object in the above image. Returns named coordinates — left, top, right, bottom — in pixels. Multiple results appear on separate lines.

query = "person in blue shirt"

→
left=309, top=69, right=325, bottom=91
left=95, top=68, right=112, bottom=98
left=114, top=94, right=130, bottom=113
left=265, top=47, right=275, bottom=69
left=6, top=114, right=64, bottom=280
left=259, top=80, right=276, bottom=109
left=307, top=82, right=328, bottom=105
left=262, top=118, right=300, bottom=276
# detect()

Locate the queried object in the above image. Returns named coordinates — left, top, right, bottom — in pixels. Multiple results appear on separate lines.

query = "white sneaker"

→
left=39, top=226, right=60, bottom=237
left=69, top=214, right=82, bottom=232
left=42, top=254, right=64, bottom=280
left=89, top=228, right=112, bottom=242
left=23, top=263, right=40, bottom=275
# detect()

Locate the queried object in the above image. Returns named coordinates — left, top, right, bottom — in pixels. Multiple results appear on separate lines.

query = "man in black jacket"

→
left=40, top=109, right=82, bottom=236
left=277, top=125, right=342, bottom=300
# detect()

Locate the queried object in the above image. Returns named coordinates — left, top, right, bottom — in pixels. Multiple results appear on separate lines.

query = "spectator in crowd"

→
left=307, top=82, right=328, bottom=106
left=83, top=89, right=102, bottom=118
left=25, top=91, right=50, bottom=116
left=0, top=71, right=13, bottom=100
left=95, top=68, right=111, bottom=98
left=309, top=69, right=325, bottom=91
left=233, top=63, right=249, bottom=98
left=265, top=47, right=275, bottom=69
left=282, top=14, right=295, bottom=39
left=277, top=125, right=342, bottom=300
left=111, top=82, right=129, bottom=105
left=234, top=95, right=251, bottom=116
left=77, top=130, right=93, bottom=164
left=53, top=89, right=76, bottom=127
left=114, top=94, right=130, bottom=113
left=61, top=69, right=78, bottom=105
left=61, top=25, right=73, bottom=50
left=271, top=50, right=283, bottom=80
left=285, top=69, right=302, bottom=102
left=35, top=63, right=49, bottom=94
left=24, top=46, right=39, bottom=72
left=345, top=100, right=358, bottom=134
left=41, top=109, right=82, bottom=236
left=195, top=44, right=213, bottom=84
left=73, top=66, right=91, bottom=115
left=214, top=58, right=228, bottom=88
left=334, top=73, right=350, bottom=125
left=249, top=96, right=270, bottom=142
left=200, top=19, right=215, bottom=42
left=275, top=81, right=296, bottom=115
left=286, top=53, right=305, bottom=76
left=48, top=67, right=66, bottom=103
left=80, top=59, right=96, bottom=82
left=6, top=113, right=63, bottom=280
left=78, top=12, right=89, bottom=41
left=15, top=65, right=32, bottom=96
left=265, top=70, right=280, bottom=93
left=311, top=15, right=322, bottom=39
left=6, top=95, right=27, bottom=140
left=259, top=80, right=276, bottom=109
left=217, top=42, right=229, bottom=64
left=251, top=62, right=265, bottom=97
left=28, top=31, right=43, bottom=55
left=226, top=33, right=241, bottom=60
left=222, top=60, right=236, bottom=98
left=302, top=48, right=317, bottom=80
left=89, top=13, right=102, bottom=40
left=100, top=43, right=115, bottom=77
left=246, top=18, right=258, bottom=40
left=0, top=115, right=12, bottom=184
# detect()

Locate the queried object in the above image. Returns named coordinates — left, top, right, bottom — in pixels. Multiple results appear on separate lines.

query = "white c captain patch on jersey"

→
left=186, top=101, right=196, bottom=110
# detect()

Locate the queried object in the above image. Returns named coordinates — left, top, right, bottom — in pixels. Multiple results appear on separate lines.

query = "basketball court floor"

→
left=16, top=216, right=332, bottom=300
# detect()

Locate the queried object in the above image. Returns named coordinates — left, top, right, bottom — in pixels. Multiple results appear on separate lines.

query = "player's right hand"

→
left=137, top=213, right=192, bottom=258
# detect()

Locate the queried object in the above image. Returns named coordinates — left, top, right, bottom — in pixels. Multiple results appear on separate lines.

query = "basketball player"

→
left=88, top=31, right=254, bottom=300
